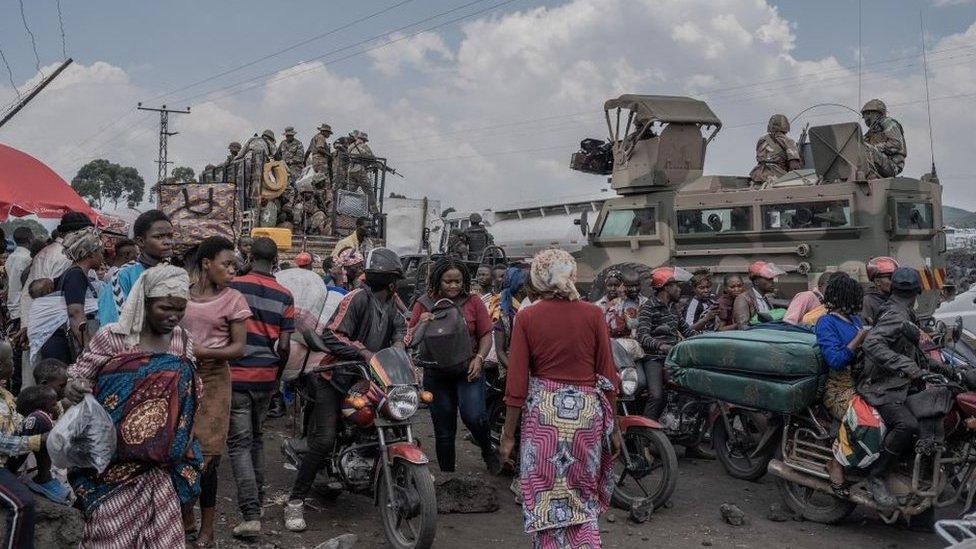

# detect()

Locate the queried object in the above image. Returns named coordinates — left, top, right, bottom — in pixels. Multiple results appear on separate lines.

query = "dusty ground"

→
left=209, top=411, right=946, bottom=549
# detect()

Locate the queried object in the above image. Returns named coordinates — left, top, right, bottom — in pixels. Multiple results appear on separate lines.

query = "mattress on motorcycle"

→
left=665, top=326, right=826, bottom=379
left=668, top=367, right=823, bottom=414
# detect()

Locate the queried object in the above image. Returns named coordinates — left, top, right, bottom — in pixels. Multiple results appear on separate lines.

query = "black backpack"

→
left=416, top=295, right=473, bottom=375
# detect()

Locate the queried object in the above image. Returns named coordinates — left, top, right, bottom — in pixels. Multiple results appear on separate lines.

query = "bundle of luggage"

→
left=665, top=325, right=828, bottom=414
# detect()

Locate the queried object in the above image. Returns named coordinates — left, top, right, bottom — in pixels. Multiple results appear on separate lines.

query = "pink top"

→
left=181, top=288, right=252, bottom=349
left=784, top=290, right=823, bottom=325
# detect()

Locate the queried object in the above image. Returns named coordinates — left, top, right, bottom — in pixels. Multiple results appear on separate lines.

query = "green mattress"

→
left=665, top=327, right=825, bottom=379
left=669, top=367, right=823, bottom=414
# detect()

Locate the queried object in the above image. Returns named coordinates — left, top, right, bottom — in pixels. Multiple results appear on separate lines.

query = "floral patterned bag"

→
left=158, top=181, right=238, bottom=255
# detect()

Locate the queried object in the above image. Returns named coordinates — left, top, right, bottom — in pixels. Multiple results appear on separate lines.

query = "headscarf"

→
left=529, top=248, right=580, bottom=301
left=110, top=264, right=190, bottom=349
left=62, top=227, right=103, bottom=262
left=335, top=247, right=365, bottom=268
left=499, top=267, right=527, bottom=319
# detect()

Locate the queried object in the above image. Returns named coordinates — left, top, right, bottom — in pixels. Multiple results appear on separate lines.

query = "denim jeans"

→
left=227, top=389, right=271, bottom=520
left=423, top=372, right=491, bottom=472
left=641, top=358, right=665, bottom=420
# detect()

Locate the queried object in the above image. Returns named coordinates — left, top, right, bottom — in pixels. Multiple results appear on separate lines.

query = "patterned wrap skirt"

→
left=518, top=376, right=615, bottom=549
left=195, top=358, right=232, bottom=456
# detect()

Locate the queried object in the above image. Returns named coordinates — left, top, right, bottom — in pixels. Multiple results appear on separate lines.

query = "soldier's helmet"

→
left=359, top=132, right=369, bottom=142
left=317, top=123, right=332, bottom=133
left=229, top=141, right=242, bottom=152
left=767, top=114, right=790, bottom=134
left=284, top=126, right=296, bottom=136
left=861, top=99, right=887, bottom=115
left=262, top=129, right=275, bottom=140
left=469, top=212, right=483, bottom=225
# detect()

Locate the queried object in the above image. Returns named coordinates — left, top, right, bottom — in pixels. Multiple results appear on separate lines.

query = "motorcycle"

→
left=611, top=340, right=679, bottom=511
left=281, top=333, right=438, bottom=549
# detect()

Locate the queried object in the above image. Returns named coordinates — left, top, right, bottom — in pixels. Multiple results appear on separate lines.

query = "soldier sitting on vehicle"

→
left=225, top=141, right=241, bottom=165
left=346, top=131, right=379, bottom=213
left=277, top=126, right=305, bottom=181
left=861, top=99, right=906, bottom=178
left=292, top=180, right=331, bottom=236
left=749, top=114, right=801, bottom=185
left=462, top=213, right=494, bottom=262
left=446, top=229, right=469, bottom=258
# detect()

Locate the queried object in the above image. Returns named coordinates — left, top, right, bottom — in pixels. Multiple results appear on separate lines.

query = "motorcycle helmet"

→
left=747, top=261, right=786, bottom=280
left=866, top=256, right=899, bottom=281
left=651, top=266, right=693, bottom=289
left=364, top=247, right=403, bottom=278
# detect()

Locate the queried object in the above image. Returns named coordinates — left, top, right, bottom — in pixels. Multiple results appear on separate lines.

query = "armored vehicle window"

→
left=676, top=207, right=752, bottom=234
left=600, top=207, right=657, bottom=237
left=896, top=202, right=934, bottom=230
left=762, top=200, right=850, bottom=230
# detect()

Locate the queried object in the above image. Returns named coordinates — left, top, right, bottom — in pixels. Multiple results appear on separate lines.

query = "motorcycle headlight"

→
left=383, top=386, right=419, bottom=421
left=620, top=367, right=639, bottom=397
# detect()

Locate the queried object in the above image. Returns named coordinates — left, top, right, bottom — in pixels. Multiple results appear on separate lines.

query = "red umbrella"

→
left=0, top=143, right=100, bottom=223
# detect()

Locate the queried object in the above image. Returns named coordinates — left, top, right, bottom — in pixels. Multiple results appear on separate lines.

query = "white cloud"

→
left=2, top=0, right=976, bottom=214
left=934, top=0, right=974, bottom=6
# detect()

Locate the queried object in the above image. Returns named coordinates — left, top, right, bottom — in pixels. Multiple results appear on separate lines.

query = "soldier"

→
left=331, top=136, right=350, bottom=189
left=749, top=114, right=801, bottom=185
left=305, top=123, right=333, bottom=178
left=225, top=141, right=242, bottom=165
left=293, top=180, right=331, bottom=235
left=347, top=131, right=378, bottom=213
left=237, top=129, right=276, bottom=160
left=277, top=126, right=305, bottom=180
left=462, top=213, right=494, bottom=262
left=861, top=99, right=906, bottom=178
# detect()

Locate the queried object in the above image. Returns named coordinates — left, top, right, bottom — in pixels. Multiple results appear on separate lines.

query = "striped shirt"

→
left=229, top=272, right=296, bottom=391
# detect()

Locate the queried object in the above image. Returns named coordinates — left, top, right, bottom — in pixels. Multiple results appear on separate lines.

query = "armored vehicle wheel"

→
left=590, top=263, right=655, bottom=301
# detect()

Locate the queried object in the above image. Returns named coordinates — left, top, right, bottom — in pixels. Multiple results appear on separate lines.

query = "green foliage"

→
left=71, top=159, right=146, bottom=209
left=171, top=166, right=195, bottom=184
left=0, top=218, right=48, bottom=240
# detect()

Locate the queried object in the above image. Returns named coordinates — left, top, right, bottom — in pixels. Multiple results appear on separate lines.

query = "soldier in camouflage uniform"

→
left=331, top=136, right=350, bottom=189
left=861, top=99, right=906, bottom=178
left=749, top=114, right=801, bottom=185
left=306, top=123, right=333, bottom=180
left=237, top=129, right=276, bottom=160
left=225, top=141, right=242, bottom=165
left=346, top=131, right=379, bottom=213
left=277, top=126, right=305, bottom=180
left=292, top=180, right=331, bottom=235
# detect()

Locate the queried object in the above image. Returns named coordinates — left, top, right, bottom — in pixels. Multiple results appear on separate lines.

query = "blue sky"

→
left=2, top=0, right=976, bottom=209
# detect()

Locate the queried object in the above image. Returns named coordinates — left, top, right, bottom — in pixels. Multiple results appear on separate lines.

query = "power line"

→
left=172, top=0, right=516, bottom=106
left=55, top=0, right=67, bottom=59
left=149, top=0, right=415, bottom=102
left=18, top=0, right=41, bottom=73
left=0, top=43, right=21, bottom=100
left=137, top=104, right=191, bottom=186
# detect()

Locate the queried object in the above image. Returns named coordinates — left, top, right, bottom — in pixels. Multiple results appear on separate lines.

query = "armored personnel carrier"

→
left=563, top=94, right=947, bottom=317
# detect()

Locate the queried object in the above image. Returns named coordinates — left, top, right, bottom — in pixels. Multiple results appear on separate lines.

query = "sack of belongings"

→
left=158, top=181, right=239, bottom=256
left=665, top=325, right=827, bottom=414
left=832, top=395, right=885, bottom=468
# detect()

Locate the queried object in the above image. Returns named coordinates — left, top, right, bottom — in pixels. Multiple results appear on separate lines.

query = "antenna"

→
left=858, top=0, right=862, bottom=108
left=920, top=11, right=937, bottom=178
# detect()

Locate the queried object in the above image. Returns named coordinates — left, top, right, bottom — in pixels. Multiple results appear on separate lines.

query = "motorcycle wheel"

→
left=379, top=461, right=437, bottom=549
left=488, top=399, right=506, bottom=447
left=775, top=477, right=856, bottom=524
left=712, top=410, right=774, bottom=481
left=611, top=427, right=678, bottom=511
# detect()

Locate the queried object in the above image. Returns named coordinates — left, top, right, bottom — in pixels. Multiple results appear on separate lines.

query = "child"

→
left=32, top=358, right=68, bottom=415
left=0, top=341, right=41, bottom=548
left=13, top=385, right=67, bottom=505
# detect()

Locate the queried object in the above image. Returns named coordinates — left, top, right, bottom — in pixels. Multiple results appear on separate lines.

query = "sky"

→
left=1, top=0, right=976, bottom=211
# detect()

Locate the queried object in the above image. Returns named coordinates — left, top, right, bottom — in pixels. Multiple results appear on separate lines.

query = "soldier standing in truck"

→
left=749, top=114, right=801, bottom=185
left=306, top=123, right=333, bottom=180
left=277, top=126, right=305, bottom=180
left=225, top=141, right=241, bottom=166
left=347, top=131, right=379, bottom=213
left=861, top=99, right=906, bottom=178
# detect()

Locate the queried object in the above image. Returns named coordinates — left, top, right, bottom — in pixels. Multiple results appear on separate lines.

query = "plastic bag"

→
left=47, top=394, right=116, bottom=474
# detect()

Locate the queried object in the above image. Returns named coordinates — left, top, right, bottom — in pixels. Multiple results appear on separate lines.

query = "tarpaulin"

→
left=0, top=143, right=100, bottom=222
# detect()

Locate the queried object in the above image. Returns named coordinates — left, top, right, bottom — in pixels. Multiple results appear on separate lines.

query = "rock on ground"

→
left=0, top=496, right=84, bottom=548
left=719, top=503, right=746, bottom=526
left=629, top=498, right=654, bottom=524
left=315, top=533, right=358, bottom=548
left=436, top=476, right=500, bottom=514
left=766, top=502, right=793, bottom=522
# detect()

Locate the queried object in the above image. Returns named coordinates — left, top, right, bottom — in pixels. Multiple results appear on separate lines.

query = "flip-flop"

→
left=26, top=478, right=72, bottom=506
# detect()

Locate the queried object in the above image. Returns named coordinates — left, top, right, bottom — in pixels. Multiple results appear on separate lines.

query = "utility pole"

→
left=137, top=103, right=190, bottom=186
left=0, top=58, right=73, bottom=130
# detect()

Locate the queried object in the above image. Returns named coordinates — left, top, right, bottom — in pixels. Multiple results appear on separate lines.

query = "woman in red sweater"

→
left=499, top=248, right=621, bottom=549
left=407, top=256, right=497, bottom=473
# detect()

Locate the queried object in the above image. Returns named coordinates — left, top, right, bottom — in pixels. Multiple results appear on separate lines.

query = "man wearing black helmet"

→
left=284, top=247, right=406, bottom=532
left=462, top=213, right=494, bottom=262
left=861, top=99, right=906, bottom=178
left=859, top=267, right=954, bottom=511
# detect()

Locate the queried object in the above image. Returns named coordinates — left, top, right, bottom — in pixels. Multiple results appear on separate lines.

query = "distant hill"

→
left=944, top=205, right=976, bottom=228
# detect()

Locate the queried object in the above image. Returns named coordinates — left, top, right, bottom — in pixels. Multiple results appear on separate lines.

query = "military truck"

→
left=557, top=94, right=948, bottom=318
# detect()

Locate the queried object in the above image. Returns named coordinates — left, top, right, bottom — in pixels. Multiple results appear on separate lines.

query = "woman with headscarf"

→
left=38, top=227, right=104, bottom=363
left=64, top=264, right=202, bottom=548
left=499, top=248, right=621, bottom=548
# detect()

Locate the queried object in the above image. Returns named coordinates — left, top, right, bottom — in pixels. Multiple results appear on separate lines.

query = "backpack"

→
left=416, top=295, right=473, bottom=375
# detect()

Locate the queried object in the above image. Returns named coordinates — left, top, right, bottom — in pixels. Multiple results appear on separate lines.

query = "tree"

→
left=0, top=218, right=48, bottom=241
left=71, top=159, right=146, bottom=209
left=171, top=166, right=195, bottom=184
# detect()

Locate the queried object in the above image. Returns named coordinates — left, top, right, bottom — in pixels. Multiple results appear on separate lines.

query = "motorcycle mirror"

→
left=578, top=210, right=590, bottom=237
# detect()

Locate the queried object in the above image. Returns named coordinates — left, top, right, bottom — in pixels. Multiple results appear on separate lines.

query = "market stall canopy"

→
left=603, top=94, right=722, bottom=127
left=0, top=143, right=99, bottom=222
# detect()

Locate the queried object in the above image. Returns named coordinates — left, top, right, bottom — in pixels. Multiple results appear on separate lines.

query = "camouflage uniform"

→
left=750, top=114, right=801, bottom=185
left=861, top=99, right=906, bottom=178
left=225, top=142, right=242, bottom=166
left=277, top=127, right=306, bottom=179
left=306, top=124, right=333, bottom=181
left=347, top=131, right=378, bottom=213
left=292, top=181, right=331, bottom=235
left=237, top=130, right=275, bottom=160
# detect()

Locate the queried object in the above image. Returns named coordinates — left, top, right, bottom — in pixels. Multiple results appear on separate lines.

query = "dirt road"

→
left=212, top=412, right=944, bottom=549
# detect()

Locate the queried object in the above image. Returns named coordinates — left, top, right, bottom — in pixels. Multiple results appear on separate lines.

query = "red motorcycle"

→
left=282, top=336, right=437, bottom=549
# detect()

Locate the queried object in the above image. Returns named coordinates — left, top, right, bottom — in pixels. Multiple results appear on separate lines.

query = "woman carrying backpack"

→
left=407, top=256, right=499, bottom=474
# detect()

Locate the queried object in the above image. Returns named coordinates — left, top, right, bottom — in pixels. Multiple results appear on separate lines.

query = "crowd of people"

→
left=0, top=202, right=956, bottom=548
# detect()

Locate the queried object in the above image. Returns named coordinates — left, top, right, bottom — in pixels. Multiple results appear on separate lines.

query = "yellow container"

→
left=250, top=227, right=293, bottom=251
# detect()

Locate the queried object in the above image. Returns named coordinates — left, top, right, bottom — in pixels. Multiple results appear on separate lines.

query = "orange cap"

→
left=295, top=252, right=313, bottom=267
